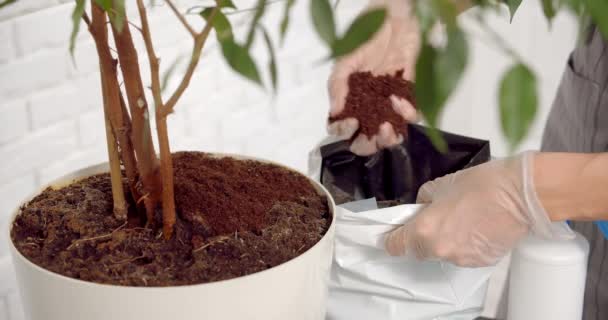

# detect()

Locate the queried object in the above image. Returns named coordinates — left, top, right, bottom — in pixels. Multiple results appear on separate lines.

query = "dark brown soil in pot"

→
left=10, top=152, right=331, bottom=287
left=329, top=69, right=416, bottom=138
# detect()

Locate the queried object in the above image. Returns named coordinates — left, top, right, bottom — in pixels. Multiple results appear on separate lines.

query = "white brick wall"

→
left=0, top=0, right=578, bottom=319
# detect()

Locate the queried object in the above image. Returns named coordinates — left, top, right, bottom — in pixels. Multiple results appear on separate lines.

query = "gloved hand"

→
left=384, top=151, right=575, bottom=267
left=327, top=0, right=420, bottom=156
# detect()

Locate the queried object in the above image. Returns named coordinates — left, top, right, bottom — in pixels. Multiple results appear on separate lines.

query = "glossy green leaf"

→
left=201, top=7, right=259, bottom=84
left=200, top=8, right=233, bottom=41
left=260, top=27, right=278, bottom=92
left=220, top=40, right=262, bottom=84
left=0, top=0, right=16, bottom=9
left=311, top=0, right=336, bottom=46
left=503, top=0, right=522, bottom=22
left=435, top=27, right=468, bottom=109
left=70, top=0, right=86, bottom=57
left=279, top=0, right=296, bottom=45
left=499, top=63, right=538, bottom=150
left=245, top=0, right=266, bottom=49
left=541, top=0, right=556, bottom=23
left=415, top=43, right=440, bottom=126
left=331, top=8, right=386, bottom=58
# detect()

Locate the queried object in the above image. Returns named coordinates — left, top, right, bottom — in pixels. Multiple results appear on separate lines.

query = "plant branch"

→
left=82, top=11, right=91, bottom=26
left=164, top=0, right=196, bottom=38
left=111, top=8, right=162, bottom=226
left=90, top=4, right=128, bottom=221
left=137, top=0, right=163, bottom=109
left=474, top=11, right=524, bottom=62
left=162, top=5, right=220, bottom=116
left=137, top=0, right=178, bottom=239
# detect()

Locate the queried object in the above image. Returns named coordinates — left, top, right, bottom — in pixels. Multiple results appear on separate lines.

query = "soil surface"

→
left=11, top=152, right=331, bottom=287
left=329, top=69, right=416, bottom=138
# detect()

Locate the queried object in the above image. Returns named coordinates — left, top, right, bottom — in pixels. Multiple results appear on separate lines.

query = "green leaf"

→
left=430, top=0, right=458, bottom=27
left=201, top=8, right=233, bottom=41
left=414, top=26, right=467, bottom=151
left=201, top=8, right=260, bottom=84
left=503, top=0, right=522, bottom=22
left=435, top=27, right=468, bottom=108
left=220, top=40, right=262, bottom=84
left=425, top=126, right=448, bottom=153
left=583, top=0, right=608, bottom=40
left=187, top=1, right=236, bottom=15
left=331, top=8, right=386, bottom=58
left=0, top=0, right=16, bottom=9
left=217, top=0, right=236, bottom=9
left=499, top=63, right=538, bottom=150
left=541, top=0, right=556, bottom=23
left=415, top=43, right=441, bottom=126
left=311, top=0, right=336, bottom=46
left=94, top=0, right=126, bottom=32
left=110, top=0, right=126, bottom=32
left=94, top=0, right=111, bottom=10
left=415, top=0, right=437, bottom=35
left=260, top=26, right=278, bottom=92
left=70, top=0, right=86, bottom=58
left=279, top=0, right=296, bottom=45
left=245, top=0, right=266, bottom=49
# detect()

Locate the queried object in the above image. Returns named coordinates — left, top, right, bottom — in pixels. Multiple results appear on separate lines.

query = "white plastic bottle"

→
left=507, top=223, right=589, bottom=320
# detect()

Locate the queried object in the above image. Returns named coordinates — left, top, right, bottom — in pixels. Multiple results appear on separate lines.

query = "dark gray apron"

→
left=541, top=25, right=608, bottom=320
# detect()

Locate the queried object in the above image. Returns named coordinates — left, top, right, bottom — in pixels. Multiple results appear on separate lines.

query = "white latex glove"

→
left=328, top=0, right=420, bottom=156
left=384, top=151, right=575, bottom=267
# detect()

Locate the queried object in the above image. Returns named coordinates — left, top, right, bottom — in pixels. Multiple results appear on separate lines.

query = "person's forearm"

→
left=534, top=152, right=608, bottom=222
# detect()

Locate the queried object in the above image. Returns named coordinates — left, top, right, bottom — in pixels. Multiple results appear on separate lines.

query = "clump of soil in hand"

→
left=11, top=152, right=330, bottom=287
left=329, top=69, right=416, bottom=138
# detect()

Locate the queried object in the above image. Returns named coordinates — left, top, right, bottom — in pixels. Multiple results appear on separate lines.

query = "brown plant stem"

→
left=162, top=5, right=219, bottom=116
left=110, top=10, right=162, bottom=225
left=104, top=106, right=128, bottom=220
left=90, top=3, right=139, bottom=209
left=90, top=5, right=127, bottom=220
left=116, top=91, right=140, bottom=201
left=164, top=0, right=196, bottom=38
left=137, top=0, right=176, bottom=239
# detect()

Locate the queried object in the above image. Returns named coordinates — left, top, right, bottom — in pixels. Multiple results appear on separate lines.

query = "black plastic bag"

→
left=320, top=124, right=491, bottom=206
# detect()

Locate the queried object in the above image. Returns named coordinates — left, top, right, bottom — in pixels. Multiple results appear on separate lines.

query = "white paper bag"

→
left=327, top=199, right=494, bottom=320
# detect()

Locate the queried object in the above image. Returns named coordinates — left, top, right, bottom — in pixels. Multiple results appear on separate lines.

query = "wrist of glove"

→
left=384, top=151, right=575, bottom=267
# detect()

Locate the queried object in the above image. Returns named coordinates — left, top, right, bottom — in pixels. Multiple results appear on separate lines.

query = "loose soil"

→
left=329, top=69, right=416, bottom=138
left=10, top=152, right=331, bottom=287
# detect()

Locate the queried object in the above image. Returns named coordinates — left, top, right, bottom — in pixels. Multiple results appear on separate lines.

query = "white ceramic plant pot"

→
left=7, top=154, right=336, bottom=320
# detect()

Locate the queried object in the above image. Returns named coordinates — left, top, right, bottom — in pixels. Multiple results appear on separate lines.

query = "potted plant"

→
left=3, top=0, right=389, bottom=319
left=4, top=0, right=606, bottom=319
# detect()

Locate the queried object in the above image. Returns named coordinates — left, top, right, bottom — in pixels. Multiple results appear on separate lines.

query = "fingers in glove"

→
left=385, top=224, right=411, bottom=256
left=390, top=95, right=418, bottom=122
left=385, top=221, right=437, bottom=260
left=350, top=134, right=379, bottom=156
left=416, top=172, right=461, bottom=203
left=327, top=118, right=359, bottom=140
left=377, top=122, right=403, bottom=148
left=416, top=182, right=435, bottom=204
